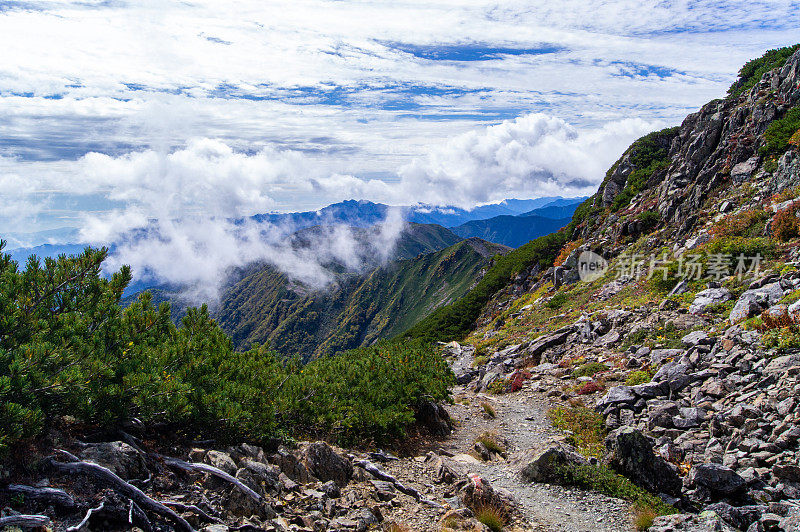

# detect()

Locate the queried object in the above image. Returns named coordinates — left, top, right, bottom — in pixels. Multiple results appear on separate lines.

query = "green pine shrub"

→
left=0, top=241, right=453, bottom=453
left=609, top=127, right=679, bottom=211
left=728, top=44, right=800, bottom=97
left=761, top=106, right=800, bottom=157
left=637, top=210, right=661, bottom=233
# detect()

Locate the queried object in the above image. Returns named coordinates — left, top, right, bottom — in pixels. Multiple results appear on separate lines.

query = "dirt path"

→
left=443, top=385, right=634, bottom=531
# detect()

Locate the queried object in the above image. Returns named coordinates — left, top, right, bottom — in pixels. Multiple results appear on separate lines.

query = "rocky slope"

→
left=444, top=46, right=800, bottom=531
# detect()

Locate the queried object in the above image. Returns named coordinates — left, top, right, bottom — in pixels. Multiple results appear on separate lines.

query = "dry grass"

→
left=474, top=504, right=507, bottom=532
left=634, top=506, right=658, bottom=531
left=476, top=431, right=507, bottom=456
left=481, top=401, right=497, bottom=419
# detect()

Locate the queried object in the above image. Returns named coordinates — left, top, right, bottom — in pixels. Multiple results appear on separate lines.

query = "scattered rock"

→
left=685, top=464, right=746, bottom=497
left=299, top=442, right=353, bottom=487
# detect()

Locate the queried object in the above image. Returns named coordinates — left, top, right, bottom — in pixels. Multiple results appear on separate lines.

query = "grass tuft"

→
left=625, top=369, right=654, bottom=386
left=481, top=401, right=497, bottom=419
left=474, top=504, right=507, bottom=532
left=551, top=464, right=676, bottom=524
left=476, top=431, right=507, bottom=456
left=634, top=505, right=658, bottom=531
left=572, top=362, right=608, bottom=378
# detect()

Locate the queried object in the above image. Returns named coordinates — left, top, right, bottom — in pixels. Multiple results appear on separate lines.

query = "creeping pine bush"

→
left=637, top=210, right=661, bottom=233
left=609, top=127, right=679, bottom=211
left=761, top=106, right=800, bottom=157
left=0, top=242, right=453, bottom=453
left=728, top=44, right=800, bottom=97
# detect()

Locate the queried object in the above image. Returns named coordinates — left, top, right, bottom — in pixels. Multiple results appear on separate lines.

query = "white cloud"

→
left=395, top=113, right=657, bottom=207
left=1, top=0, right=799, bottom=295
left=0, top=110, right=651, bottom=297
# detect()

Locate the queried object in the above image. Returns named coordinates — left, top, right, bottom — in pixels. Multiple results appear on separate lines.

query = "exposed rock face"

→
left=689, top=288, right=732, bottom=314
left=603, top=427, right=681, bottom=496
left=601, top=132, right=676, bottom=208
left=773, top=150, right=800, bottom=193
left=79, top=441, right=148, bottom=480
left=657, top=49, right=800, bottom=233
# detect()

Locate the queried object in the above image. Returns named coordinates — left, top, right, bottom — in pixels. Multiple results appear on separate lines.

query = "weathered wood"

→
left=129, top=500, right=153, bottom=532
left=159, top=455, right=262, bottom=503
left=48, top=458, right=194, bottom=532
left=6, top=484, right=75, bottom=508
left=353, top=458, right=442, bottom=508
left=0, top=514, right=50, bottom=528
left=66, top=501, right=104, bottom=532
left=163, top=501, right=223, bottom=524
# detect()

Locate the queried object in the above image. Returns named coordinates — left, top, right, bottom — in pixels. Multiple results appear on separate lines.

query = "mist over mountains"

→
left=6, top=195, right=584, bottom=290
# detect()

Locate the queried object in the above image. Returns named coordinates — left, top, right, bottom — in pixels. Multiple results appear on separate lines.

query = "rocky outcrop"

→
left=649, top=512, right=737, bottom=532
left=603, top=427, right=682, bottom=496
left=78, top=441, right=149, bottom=480
left=298, top=441, right=354, bottom=487
left=658, top=49, right=800, bottom=234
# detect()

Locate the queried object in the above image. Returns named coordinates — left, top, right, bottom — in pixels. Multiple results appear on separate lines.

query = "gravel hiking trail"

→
left=444, top=386, right=634, bottom=532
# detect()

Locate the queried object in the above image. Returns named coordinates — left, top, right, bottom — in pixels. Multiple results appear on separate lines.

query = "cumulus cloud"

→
left=68, top=140, right=404, bottom=301
left=97, top=213, right=406, bottom=303
left=395, top=113, right=657, bottom=207
left=1, top=107, right=658, bottom=298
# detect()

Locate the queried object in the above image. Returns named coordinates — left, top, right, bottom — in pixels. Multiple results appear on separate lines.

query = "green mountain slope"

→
left=122, top=222, right=462, bottom=323
left=216, top=237, right=509, bottom=359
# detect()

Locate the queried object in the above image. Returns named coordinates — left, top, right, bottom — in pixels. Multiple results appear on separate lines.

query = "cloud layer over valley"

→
left=1, top=0, right=798, bottom=295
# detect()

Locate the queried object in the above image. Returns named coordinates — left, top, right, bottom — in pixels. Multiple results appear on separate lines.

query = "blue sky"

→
left=0, top=0, right=799, bottom=245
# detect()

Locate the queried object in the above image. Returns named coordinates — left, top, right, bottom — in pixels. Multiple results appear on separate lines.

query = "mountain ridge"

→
left=216, top=236, right=510, bottom=359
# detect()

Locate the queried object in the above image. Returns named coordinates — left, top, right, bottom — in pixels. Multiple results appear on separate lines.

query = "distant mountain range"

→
left=125, top=223, right=505, bottom=358
left=4, top=196, right=586, bottom=264
left=252, top=196, right=583, bottom=231
left=448, top=199, right=584, bottom=248
left=5, top=243, right=88, bottom=266
left=2, top=195, right=585, bottom=357
left=451, top=214, right=571, bottom=248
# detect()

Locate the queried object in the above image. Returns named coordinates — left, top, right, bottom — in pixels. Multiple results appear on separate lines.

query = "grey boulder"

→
left=603, top=427, right=681, bottom=496
left=685, top=464, right=746, bottom=496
